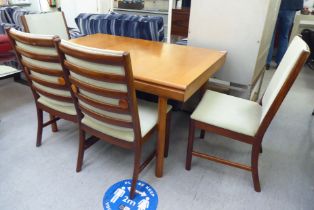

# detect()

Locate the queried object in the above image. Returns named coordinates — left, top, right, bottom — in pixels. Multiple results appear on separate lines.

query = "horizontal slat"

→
left=9, top=31, right=56, bottom=47
left=70, top=77, right=128, bottom=99
left=64, top=60, right=126, bottom=83
left=77, top=93, right=130, bottom=114
left=33, top=85, right=73, bottom=103
left=192, top=151, right=252, bottom=171
left=59, top=43, right=125, bottom=65
left=80, top=104, right=133, bottom=129
left=16, top=46, right=59, bottom=63
left=30, top=75, right=67, bottom=90
left=22, top=60, right=63, bottom=76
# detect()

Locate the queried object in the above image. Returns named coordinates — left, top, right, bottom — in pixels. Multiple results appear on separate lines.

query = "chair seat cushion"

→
left=81, top=100, right=172, bottom=142
left=191, top=90, right=262, bottom=137
left=37, top=97, right=76, bottom=116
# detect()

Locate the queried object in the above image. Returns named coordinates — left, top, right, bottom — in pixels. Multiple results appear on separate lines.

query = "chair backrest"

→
left=258, top=36, right=310, bottom=136
left=57, top=40, right=142, bottom=142
left=6, top=28, right=73, bottom=109
left=21, top=12, right=70, bottom=40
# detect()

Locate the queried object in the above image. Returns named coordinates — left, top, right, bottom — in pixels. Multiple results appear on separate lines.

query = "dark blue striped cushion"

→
left=75, top=12, right=164, bottom=41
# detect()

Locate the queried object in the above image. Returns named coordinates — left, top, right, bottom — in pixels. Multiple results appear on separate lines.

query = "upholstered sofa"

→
left=75, top=12, right=164, bottom=41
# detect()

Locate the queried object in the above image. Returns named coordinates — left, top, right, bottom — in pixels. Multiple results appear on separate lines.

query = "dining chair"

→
left=186, top=36, right=310, bottom=192
left=6, top=28, right=77, bottom=147
left=21, top=12, right=70, bottom=40
left=56, top=40, right=172, bottom=199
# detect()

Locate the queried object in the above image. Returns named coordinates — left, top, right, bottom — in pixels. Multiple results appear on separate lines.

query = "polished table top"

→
left=71, top=34, right=227, bottom=102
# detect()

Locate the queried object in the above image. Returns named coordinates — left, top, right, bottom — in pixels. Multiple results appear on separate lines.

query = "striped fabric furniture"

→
left=1, top=7, right=81, bottom=38
left=7, top=28, right=77, bottom=147
left=57, top=40, right=171, bottom=199
left=186, top=36, right=310, bottom=192
left=0, top=6, right=30, bottom=34
left=75, top=12, right=164, bottom=41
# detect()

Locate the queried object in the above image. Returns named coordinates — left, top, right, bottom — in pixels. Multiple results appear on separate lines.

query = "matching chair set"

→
left=6, top=26, right=309, bottom=197
left=7, top=28, right=171, bottom=199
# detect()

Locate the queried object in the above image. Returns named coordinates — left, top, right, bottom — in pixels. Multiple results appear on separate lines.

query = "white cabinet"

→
left=188, top=0, right=281, bottom=97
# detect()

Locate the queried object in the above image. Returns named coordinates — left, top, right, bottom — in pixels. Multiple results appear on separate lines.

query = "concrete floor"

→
left=0, top=67, right=313, bottom=210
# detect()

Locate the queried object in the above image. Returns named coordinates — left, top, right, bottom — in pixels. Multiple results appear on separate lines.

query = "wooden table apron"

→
left=70, top=34, right=227, bottom=177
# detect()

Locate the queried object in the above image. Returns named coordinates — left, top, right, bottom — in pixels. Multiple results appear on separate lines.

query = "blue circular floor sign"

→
left=103, top=179, right=158, bottom=210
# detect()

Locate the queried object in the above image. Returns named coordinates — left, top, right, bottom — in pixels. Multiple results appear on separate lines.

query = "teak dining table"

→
left=70, top=34, right=227, bottom=178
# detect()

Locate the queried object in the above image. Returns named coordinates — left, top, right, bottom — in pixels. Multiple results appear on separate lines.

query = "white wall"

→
left=304, top=0, right=314, bottom=8
left=24, top=0, right=56, bottom=12
left=60, top=0, right=112, bottom=28
left=26, top=0, right=40, bottom=12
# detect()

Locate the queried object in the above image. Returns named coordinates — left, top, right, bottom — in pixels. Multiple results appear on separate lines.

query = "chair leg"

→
left=36, top=108, right=43, bottom=147
left=251, top=144, right=261, bottom=192
left=186, top=120, right=196, bottom=170
left=76, top=130, right=86, bottom=172
left=130, top=146, right=141, bottom=200
left=164, top=112, right=172, bottom=158
left=49, top=114, right=58, bottom=132
left=200, top=130, right=205, bottom=139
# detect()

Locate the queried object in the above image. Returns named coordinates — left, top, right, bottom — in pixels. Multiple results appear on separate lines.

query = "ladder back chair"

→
left=6, top=28, right=77, bottom=147
left=56, top=40, right=172, bottom=199
left=186, top=36, right=310, bottom=192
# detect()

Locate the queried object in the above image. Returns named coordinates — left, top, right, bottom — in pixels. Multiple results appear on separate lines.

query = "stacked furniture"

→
left=0, top=6, right=30, bottom=34
left=75, top=12, right=164, bottom=41
left=0, top=7, right=28, bottom=82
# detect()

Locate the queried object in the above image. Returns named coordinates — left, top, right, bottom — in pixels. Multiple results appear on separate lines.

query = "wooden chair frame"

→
left=21, top=11, right=71, bottom=40
left=186, top=50, right=310, bottom=192
left=56, top=40, right=171, bottom=199
left=6, top=28, right=77, bottom=147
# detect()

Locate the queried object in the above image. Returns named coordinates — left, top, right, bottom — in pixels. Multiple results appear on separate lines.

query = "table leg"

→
left=156, top=96, right=168, bottom=178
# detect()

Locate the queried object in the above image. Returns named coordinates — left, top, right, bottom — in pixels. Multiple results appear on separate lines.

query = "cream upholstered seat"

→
left=186, top=36, right=310, bottom=193
left=57, top=39, right=172, bottom=199
left=38, top=97, right=76, bottom=116
left=191, top=90, right=262, bottom=137
left=7, top=28, right=77, bottom=147
left=21, top=12, right=70, bottom=40
left=82, top=99, right=171, bottom=142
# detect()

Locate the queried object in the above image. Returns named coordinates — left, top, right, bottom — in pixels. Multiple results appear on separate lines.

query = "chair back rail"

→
left=57, top=40, right=142, bottom=143
left=6, top=28, right=73, bottom=106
